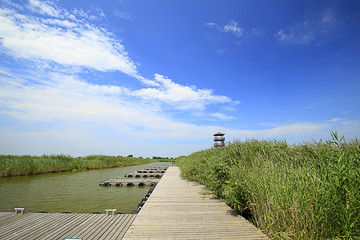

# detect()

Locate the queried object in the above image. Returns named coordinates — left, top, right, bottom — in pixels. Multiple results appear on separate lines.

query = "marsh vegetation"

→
left=177, top=132, right=360, bottom=239
left=0, top=155, right=161, bottom=177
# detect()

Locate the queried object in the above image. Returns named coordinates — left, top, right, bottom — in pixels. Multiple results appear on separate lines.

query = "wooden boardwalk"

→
left=123, top=166, right=268, bottom=239
left=0, top=212, right=136, bottom=240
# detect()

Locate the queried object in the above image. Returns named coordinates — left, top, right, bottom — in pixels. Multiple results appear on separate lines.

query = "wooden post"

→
left=105, top=209, right=116, bottom=216
left=14, top=208, right=26, bottom=215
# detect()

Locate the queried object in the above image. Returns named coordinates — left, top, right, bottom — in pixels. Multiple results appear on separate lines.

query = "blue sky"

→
left=0, top=0, right=359, bottom=157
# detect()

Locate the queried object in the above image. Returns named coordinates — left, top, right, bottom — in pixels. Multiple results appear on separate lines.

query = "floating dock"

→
left=136, top=170, right=166, bottom=173
left=100, top=166, right=167, bottom=186
left=99, top=178, right=159, bottom=186
left=143, top=167, right=168, bottom=171
left=124, top=172, right=164, bottom=178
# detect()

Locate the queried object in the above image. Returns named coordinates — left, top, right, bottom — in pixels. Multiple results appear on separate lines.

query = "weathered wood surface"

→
left=0, top=212, right=136, bottom=240
left=100, top=178, right=159, bottom=186
left=123, top=166, right=268, bottom=240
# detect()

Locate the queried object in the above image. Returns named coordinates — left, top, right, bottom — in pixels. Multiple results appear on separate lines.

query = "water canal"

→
left=0, top=162, right=171, bottom=213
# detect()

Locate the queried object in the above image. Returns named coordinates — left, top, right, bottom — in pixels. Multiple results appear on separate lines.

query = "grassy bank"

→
left=0, top=155, right=162, bottom=177
left=177, top=132, right=360, bottom=239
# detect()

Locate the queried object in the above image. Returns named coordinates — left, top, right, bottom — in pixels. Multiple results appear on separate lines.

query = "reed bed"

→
left=0, top=154, right=160, bottom=177
left=177, top=132, right=360, bottom=239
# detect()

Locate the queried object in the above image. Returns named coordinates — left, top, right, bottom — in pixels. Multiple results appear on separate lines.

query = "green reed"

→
left=177, top=132, right=360, bottom=239
left=0, top=154, right=160, bottom=177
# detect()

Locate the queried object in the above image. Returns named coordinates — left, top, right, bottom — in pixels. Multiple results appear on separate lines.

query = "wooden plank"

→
left=20, top=213, right=79, bottom=240
left=113, top=214, right=137, bottom=239
left=72, top=214, right=107, bottom=238
left=84, top=215, right=118, bottom=239
left=0, top=213, right=137, bottom=240
left=98, top=214, right=127, bottom=240
left=62, top=214, right=99, bottom=239
left=14, top=213, right=61, bottom=239
left=42, top=213, right=91, bottom=239
left=91, top=214, right=127, bottom=239
left=123, top=166, right=268, bottom=240
left=0, top=213, right=51, bottom=239
left=13, top=213, right=73, bottom=240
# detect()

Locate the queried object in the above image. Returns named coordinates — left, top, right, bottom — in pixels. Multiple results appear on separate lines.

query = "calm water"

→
left=0, top=162, right=171, bottom=213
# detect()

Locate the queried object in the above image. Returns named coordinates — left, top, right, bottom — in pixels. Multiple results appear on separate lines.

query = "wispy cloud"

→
left=205, top=20, right=259, bottom=54
left=204, top=22, right=217, bottom=28
left=28, top=0, right=61, bottom=17
left=113, top=9, right=132, bottom=21
left=205, top=20, right=259, bottom=39
left=223, top=20, right=244, bottom=37
left=276, top=10, right=338, bottom=44
left=215, top=49, right=226, bottom=54
left=226, top=119, right=360, bottom=143
left=209, top=113, right=235, bottom=120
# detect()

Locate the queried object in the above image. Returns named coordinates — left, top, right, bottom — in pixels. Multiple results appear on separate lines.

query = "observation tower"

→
left=213, top=132, right=225, bottom=148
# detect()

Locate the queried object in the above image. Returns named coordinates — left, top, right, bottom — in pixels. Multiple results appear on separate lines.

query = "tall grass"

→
left=177, top=132, right=360, bottom=239
left=0, top=155, right=161, bottom=177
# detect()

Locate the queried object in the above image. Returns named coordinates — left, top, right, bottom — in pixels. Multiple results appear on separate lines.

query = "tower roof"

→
left=213, top=132, right=225, bottom=136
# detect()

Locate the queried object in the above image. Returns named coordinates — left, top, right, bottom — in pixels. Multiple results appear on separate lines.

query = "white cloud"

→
left=0, top=71, right=163, bottom=131
left=276, top=10, right=337, bottom=44
left=1, top=69, right=359, bottom=156
left=40, top=18, right=78, bottom=28
left=0, top=1, right=236, bottom=116
left=0, top=70, right=231, bottom=139
left=0, top=4, right=139, bottom=77
left=0, top=0, right=23, bottom=10
left=224, top=20, right=244, bottom=37
left=204, top=22, right=217, bottom=28
left=276, top=26, right=316, bottom=45
left=209, top=113, right=235, bottom=120
left=73, top=7, right=106, bottom=21
left=205, top=20, right=258, bottom=40
left=133, top=74, right=232, bottom=110
left=225, top=120, right=360, bottom=143
left=321, top=9, right=337, bottom=26
left=28, top=0, right=61, bottom=17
